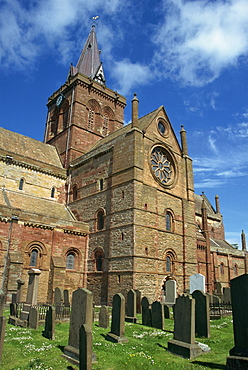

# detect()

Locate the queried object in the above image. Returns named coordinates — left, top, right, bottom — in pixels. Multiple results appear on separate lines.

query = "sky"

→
left=1, top=0, right=248, bottom=248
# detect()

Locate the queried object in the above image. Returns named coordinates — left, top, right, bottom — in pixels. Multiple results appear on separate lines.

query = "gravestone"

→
left=190, top=273, right=205, bottom=294
left=134, top=289, right=141, bottom=313
left=64, top=289, right=70, bottom=307
left=16, top=279, right=25, bottom=303
left=215, top=282, right=222, bottom=294
left=9, top=303, right=17, bottom=317
left=223, top=287, right=231, bottom=304
left=151, top=301, right=164, bottom=330
left=168, top=294, right=207, bottom=359
left=98, top=306, right=109, bottom=329
left=192, top=290, right=210, bottom=338
left=0, top=293, right=5, bottom=316
left=63, top=288, right=93, bottom=366
left=54, top=287, right=64, bottom=316
left=163, top=304, right=170, bottom=319
left=226, top=274, right=248, bottom=369
left=0, top=316, right=6, bottom=361
left=20, top=269, right=41, bottom=321
left=141, top=296, right=151, bottom=327
left=79, top=324, right=92, bottom=370
left=43, top=306, right=55, bottom=340
left=28, top=307, right=39, bottom=329
left=125, top=289, right=137, bottom=323
left=164, top=280, right=177, bottom=306
left=107, top=293, right=128, bottom=343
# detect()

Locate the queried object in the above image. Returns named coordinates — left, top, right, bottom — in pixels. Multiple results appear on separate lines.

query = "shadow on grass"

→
left=57, top=344, right=65, bottom=352
left=191, top=360, right=226, bottom=369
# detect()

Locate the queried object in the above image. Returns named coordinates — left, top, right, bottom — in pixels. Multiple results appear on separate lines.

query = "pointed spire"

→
left=67, top=25, right=105, bottom=84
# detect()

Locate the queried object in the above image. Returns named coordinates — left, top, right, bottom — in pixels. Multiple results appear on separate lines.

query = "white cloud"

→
left=153, top=0, right=248, bottom=86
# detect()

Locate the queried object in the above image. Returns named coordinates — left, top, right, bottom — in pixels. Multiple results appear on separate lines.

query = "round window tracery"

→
left=151, top=147, right=174, bottom=185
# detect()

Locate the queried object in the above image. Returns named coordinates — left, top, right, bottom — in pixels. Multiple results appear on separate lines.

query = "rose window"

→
left=151, top=147, right=173, bottom=185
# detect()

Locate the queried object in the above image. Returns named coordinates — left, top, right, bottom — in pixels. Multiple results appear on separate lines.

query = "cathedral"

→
left=0, top=25, right=247, bottom=305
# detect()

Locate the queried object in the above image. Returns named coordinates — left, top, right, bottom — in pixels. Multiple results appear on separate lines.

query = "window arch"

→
left=19, top=178, right=24, bottom=190
left=164, top=249, right=176, bottom=274
left=30, top=249, right=38, bottom=267
left=96, top=209, right=105, bottom=231
left=87, top=99, right=101, bottom=131
left=102, top=106, right=114, bottom=136
left=94, top=249, right=104, bottom=271
left=66, top=253, right=75, bottom=270
left=165, top=210, right=174, bottom=232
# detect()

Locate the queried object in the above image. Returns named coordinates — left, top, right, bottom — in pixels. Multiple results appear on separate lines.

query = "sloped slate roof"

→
left=194, top=193, right=217, bottom=216
left=210, top=238, right=236, bottom=251
left=0, top=127, right=63, bottom=170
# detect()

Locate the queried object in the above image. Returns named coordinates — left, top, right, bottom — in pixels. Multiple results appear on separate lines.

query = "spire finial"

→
left=91, top=15, right=99, bottom=26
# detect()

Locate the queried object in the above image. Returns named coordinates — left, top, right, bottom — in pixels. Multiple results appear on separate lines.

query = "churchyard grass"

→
left=1, top=312, right=233, bottom=370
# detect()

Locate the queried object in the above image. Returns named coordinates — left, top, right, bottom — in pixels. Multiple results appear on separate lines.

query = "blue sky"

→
left=1, top=0, right=248, bottom=248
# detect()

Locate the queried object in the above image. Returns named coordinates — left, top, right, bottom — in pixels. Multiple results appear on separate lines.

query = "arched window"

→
left=97, top=209, right=105, bottom=230
left=166, top=212, right=172, bottom=231
left=50, top=106, right=59, bottom=135
left=66, top=253, right=75, bottom=270
left=220, top=263, right=224, bottom=275
left=19, top=178, right=24, bottom=190
left=51, top=187, right=55, bottom=198
left=30, top=249, right=38, bottom=267
left=95, top=250, right=104, bottom=271
left=62, top=99, right=70, bottom=129
left=102, top=114, right=109, bottom=136
left=88, top=108, right=95, bottom=130
left=166, top=256, right=171, bottom=272
left=72, top=185, right=78, bottom=201
left=99, top=179, right=104, bottom=191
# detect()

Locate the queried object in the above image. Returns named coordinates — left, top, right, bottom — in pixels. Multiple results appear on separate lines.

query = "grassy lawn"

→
left=1, top=312, right=233, bottom=369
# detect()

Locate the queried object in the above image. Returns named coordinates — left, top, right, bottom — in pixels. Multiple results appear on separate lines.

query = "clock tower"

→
left=44, top=25, right=126, bottom=168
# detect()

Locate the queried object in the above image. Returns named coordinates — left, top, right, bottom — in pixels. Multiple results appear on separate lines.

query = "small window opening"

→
left=30, top=249, right=38, bottom=267
left=19, top=178, right=24, bottom=190
left=122, top=190, right=125, bottom=199
left=97, top=210, right=105, bottom=230
left=117, top=275, right=121, bottom=283
left=99, top=179, right=104, bottom=191
left=166, top=212, right=172, bottom=231
left=145, top=203, right=148, bottom=210
left=145, top=247, right=148, bottom=256
left=121, top=232, right=124, bottom=240
left=72, top=185, right=78, bottom=201
left=166, top=256, right=171, bottom=272
left=51, top=187, right=55, bottom=198
left=66, top=253, right=75, bottom=270
left=95, top=250, right=103, bottom=271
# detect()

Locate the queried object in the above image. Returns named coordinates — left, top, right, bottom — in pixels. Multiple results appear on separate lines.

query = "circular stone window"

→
left=158, top=120, right=166, bottom=135
left=150, top=147, right=175, bottom=186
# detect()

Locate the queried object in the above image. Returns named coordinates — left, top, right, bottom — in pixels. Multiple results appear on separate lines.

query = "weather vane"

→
left=91, top=15, right=99, bottom=26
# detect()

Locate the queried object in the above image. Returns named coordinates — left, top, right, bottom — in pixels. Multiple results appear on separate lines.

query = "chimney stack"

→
left=131, top=93, right=139, bottom=128
left=215, top=195, right=220, bottom=214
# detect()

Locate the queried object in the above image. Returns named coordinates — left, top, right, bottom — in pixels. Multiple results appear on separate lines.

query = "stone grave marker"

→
left=151, top=301, right=164, bottom=330
left=0, top=293, right=5, bottom=317
left=98, top=306, right=109, bottom=329
left=28, top=307, right=39, bottom=329
left=64, top=289, right=70, bottom=307
left=0, top=316, right=6, bottom=361
left=43, top=306, right=55, bottom=340
left=190, top=273, right=205, bottom=294
left=223, top=287, right=231, bottom=304
left=54, top=287, right=63, bottom=316
left=126, top=289, right=137, bottom=323
left=16, top=279, right=25, bottom=303
left=134, top=289, right=141, bottom=313
left=141, top=296, right=151, bottom=327
left=168, top=294, right=207, bottom=359
left=79, top=324, right=92, bottom=370
left=192, top=290, right=210, bottom=338
left=164, top=280, right=177, bottom=306
left=20, top=269, right=41, bottom=321
left=226, top=274, right=248, bottom=369
left=63, top=288, right=94, bottom=366
left=163, top=304, right=170, bottom=319
left=107, top=293, right=128, bottom=343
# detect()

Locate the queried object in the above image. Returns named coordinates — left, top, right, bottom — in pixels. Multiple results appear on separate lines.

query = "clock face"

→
left=151, top=147, right=174, bottom=185
left=56, top=95, right=64, bottom=107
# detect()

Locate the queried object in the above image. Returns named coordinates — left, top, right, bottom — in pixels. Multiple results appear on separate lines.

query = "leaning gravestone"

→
left=107, top=293, right=128, bottom=343
left=98, top=306, right=109, bottom=329
left=151, top=301, right=164, bottom=330
left=164, top=280, right=177, bottom=306
left=168, top=294, right=207, bottom=359
left=126, top=289, right=137, bottom=323
left=192, top=290, right=210, bottom=338
left=63, top=288, right=94, bottom=366
left=190, top=273, right=205, bottom=294
left=226, top=274, right=248, bottom=369
left=141, top=296, right=151, bottom=327
left=43, top=306, right=55, bottom=340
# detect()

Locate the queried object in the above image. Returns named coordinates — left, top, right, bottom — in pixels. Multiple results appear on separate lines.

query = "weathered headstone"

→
left=168, top=294, right=207, bottom=359
left=54, top=287, right=64, bottom=316
left=134, top=290, right=141, bottom=314
left=43, top=306, right=55, bottom=340
left=223, top=287, right=231, bottom=304
left=79, top=324, right=92, bottom=370
left=215, top=282, right=222, bottom=294
left=163, top=304, right=170, bottom=319
left=126, top=289, right=137, bottom=323
left=164, top=280, right=177, bottom=306
left=28, top=307, right=39, bottom=329
left=226, top=274, right=248, bottom=369
left=141, top=296, right=151, bottom=327
left=20, top=269, right=41, bottom=321
left=190, top=273, right=205, bottom=294
left=151, top=301, right=164, bottom=330
left=192, top=290, right=210, bottom=338
left=98, top=306, right=109, bottom=329
left=63, top=288, right=93, bottom=366
left=107, top=293, right=128, bottom=343
left=0, top=293, right=5, bottom=317
left=64, top=289, right=70, bottom=307
left=16, top=279, right=25, bottom=303
left=9, top=303, right=17, bottom=317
